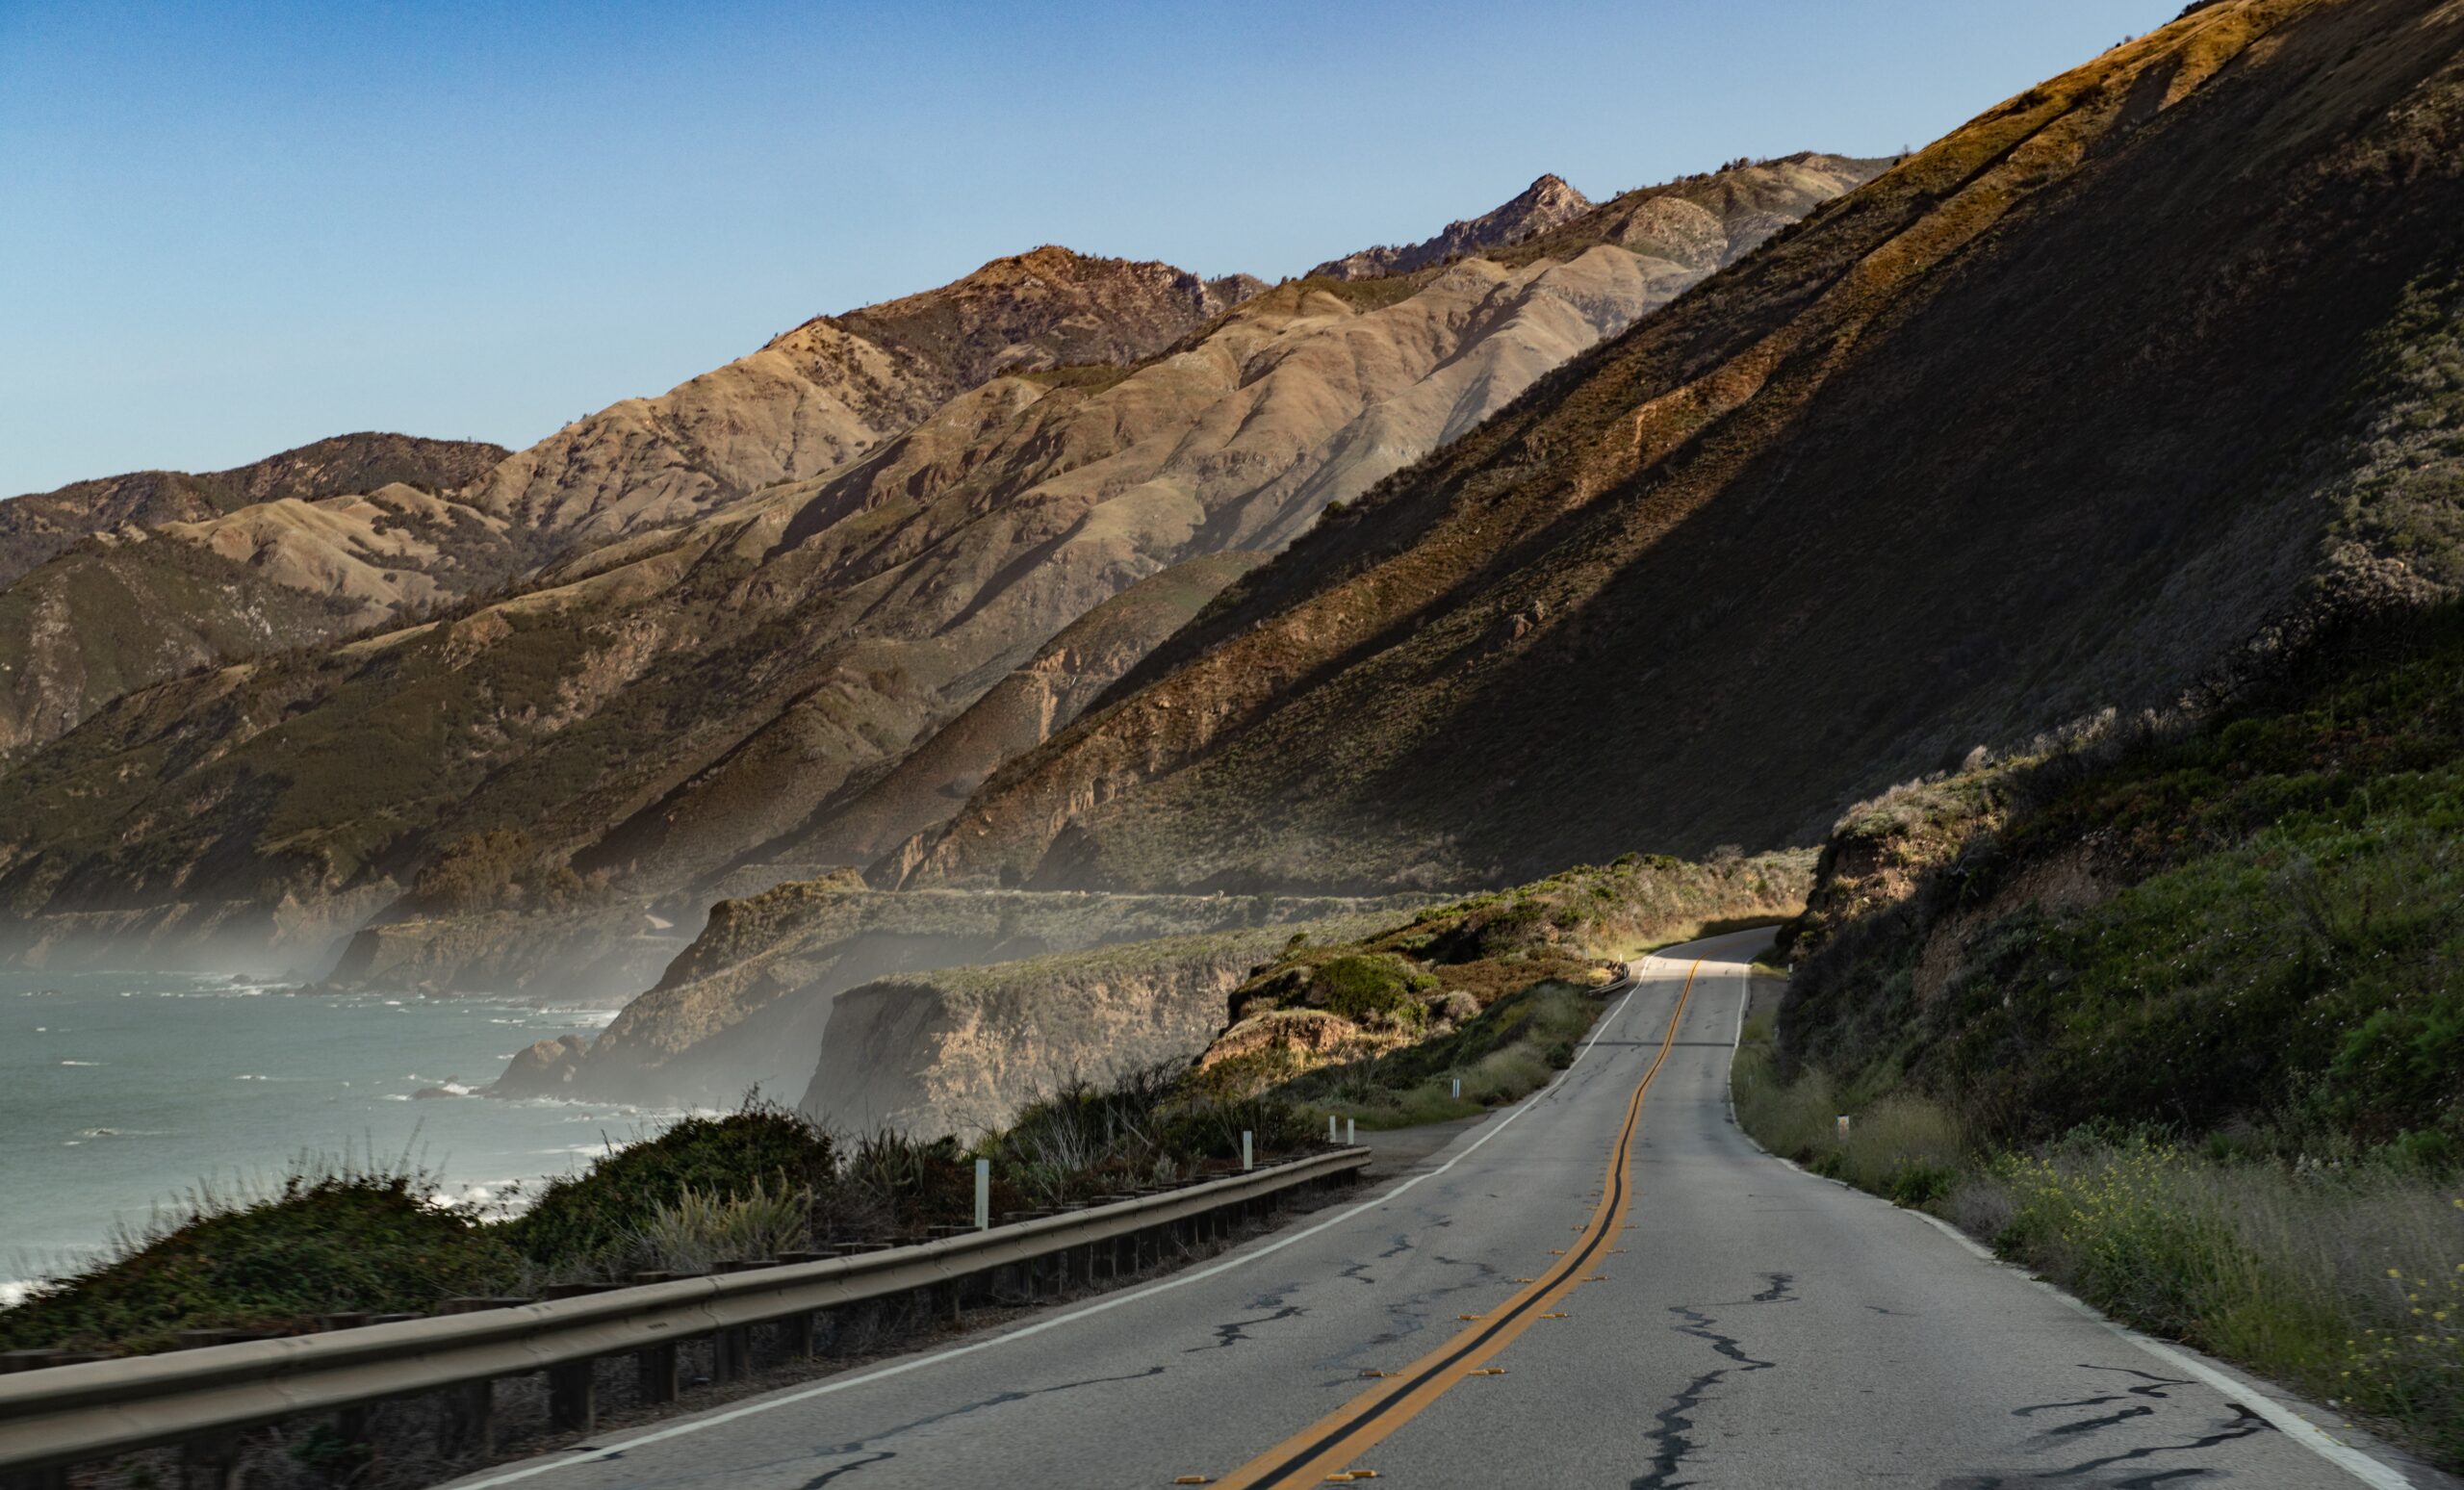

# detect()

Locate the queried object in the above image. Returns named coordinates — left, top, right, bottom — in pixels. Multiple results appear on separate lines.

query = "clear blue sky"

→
left=0, top=0, right=2177, bottom=495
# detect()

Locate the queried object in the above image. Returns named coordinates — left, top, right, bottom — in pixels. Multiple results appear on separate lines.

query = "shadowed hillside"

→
left=893, top=0, right=2464, bottom=895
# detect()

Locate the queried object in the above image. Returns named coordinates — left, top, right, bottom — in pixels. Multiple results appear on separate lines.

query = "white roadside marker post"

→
left=974, top=1158, right=990, bottom=1231
left=1451, top=1077, right=1461, bottom=1099
left=1242, top=1131, right=1253, bottom=1171
left=1346, top=1118, right=1356, bottom=1146
left=1836, top=1115, right=1852, bottom=1140
left=1327, top=1114, right=1338, bottom=1143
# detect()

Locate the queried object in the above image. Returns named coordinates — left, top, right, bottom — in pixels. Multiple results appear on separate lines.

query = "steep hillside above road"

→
left=1777, top=599, right=2464, bottom=1154
left=0, top=432, right=506, bottom=586
left=0, top=154, right=1876, bottom=967
left=896, top=0, right=2464, bottom=895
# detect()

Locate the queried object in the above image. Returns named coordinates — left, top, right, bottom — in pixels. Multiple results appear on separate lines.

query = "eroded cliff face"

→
left=796, top=915, right=1398, bottom=1137
left=320, top=902, right=692, bottom=1006
left=539, top=882, right=1424, bottom=1106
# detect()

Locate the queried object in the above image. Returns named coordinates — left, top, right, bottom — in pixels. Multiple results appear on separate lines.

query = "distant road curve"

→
left=449, top=931, right=2432, bottom=1489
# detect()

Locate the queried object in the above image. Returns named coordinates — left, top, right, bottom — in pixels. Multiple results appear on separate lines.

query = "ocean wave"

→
left=58, top=1059, right=102, bottom=1067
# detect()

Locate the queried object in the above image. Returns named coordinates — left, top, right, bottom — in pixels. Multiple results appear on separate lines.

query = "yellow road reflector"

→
left=1455, top=1314, right=1481, bottom=1321
left=1174, top=1478, right=1213, bottom=1485
left=1467, top=1367, right=1508, bottom=1376
left=1514, top=1277, right=1535, bottom=1283
left=1357, top=1370, right=1394, bottom=1378
left=1540, top=1312, right=1569, bottom=1320
left=1584, top=1275, right=1608, bottom=1282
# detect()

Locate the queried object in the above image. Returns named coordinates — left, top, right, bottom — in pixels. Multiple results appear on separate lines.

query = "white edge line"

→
left=448, top=959, right=1668, bottom=1488
left=1722, top=963, right=2419, bottom=1490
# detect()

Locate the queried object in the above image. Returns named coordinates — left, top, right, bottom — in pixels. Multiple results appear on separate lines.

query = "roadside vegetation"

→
left=0, top=1081, right=1310, bottom=1356
left=1195, top=849, right=1810, bottom=1127
left=1741, top=604, right=2464, bottom=1469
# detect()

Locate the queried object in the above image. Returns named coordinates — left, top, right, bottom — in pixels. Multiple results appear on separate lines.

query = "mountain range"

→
left=0, top=152, right=1884, bottom=970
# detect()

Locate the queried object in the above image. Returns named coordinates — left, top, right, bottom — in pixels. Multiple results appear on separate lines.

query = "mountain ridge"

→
left=886, top=0, right=2464, bottom=896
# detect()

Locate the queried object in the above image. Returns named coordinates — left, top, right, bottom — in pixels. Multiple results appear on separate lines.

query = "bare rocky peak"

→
left=833, top=244, right=1266, bottom=389
left=1309, top=173, right=1597, bottom=281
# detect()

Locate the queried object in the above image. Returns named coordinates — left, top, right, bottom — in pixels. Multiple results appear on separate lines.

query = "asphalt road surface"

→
left=451, top=930, right=2425, bottom=1489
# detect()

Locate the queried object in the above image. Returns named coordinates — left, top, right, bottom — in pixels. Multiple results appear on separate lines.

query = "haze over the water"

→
left=0, top=0, right=2175, bottom=496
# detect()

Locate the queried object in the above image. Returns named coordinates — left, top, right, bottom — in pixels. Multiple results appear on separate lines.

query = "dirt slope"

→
left=893, top=0, right=2464, bottom=894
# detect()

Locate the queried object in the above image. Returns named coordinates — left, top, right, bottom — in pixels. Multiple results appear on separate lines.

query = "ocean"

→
left=0, top=969, right=682, bottom=1300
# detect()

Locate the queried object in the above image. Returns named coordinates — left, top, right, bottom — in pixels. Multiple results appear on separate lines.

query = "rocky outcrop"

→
left=494, top=1035, right=591, bottom=1097
left=796, top=914, right=1397, bottom=1137
left=551, top=882, right=1424, bottom=1106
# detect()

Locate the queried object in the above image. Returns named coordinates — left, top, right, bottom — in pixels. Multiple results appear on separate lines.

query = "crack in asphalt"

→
left=2042, top=1404, right=2156, bottom=1437
left=1186, top=1302, right=1306, bottom=1352
left=1669, top=1303, right=1780, bottom=1374
left=2042, top=1403, right=2272, bottom=1479
left=2014, top=1394, right=2131, bottom=1419
left=1630, top=1369, right=1726, bottom=1490
left=1630, top=1291, right=1785, bottom=1488
left=1360, top=1254, right=1508, bottom=1349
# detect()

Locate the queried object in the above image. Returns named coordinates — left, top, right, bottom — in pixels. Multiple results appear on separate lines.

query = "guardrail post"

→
left=635, top=1340, right=680, bottom=1404
left=713, top=1324, right=753, bottom=1382
left=548, top=1360, right=597, bottom=1434
left=440, top=1380, right=494, bottom=1458
left=436, top=1297, right=528, bottom=1456
left=179, top=1430, right=240, bottom=1490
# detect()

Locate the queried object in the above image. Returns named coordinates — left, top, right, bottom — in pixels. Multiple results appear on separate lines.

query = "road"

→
left=451, top=930, right=2420, bottom=1489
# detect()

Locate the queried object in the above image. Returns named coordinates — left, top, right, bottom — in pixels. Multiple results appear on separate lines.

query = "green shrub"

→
left=1315, top=953, right=1426, bottom=1024
left=0, top=1164, right=517, bottom=1353
left=507, top=1109, right=837, bottom=1274
left=633, top=1180, right=813, bottom=1273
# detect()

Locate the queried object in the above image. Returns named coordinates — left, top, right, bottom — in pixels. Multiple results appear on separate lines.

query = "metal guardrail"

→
left=0, top=1145, right=1369, bottom=1479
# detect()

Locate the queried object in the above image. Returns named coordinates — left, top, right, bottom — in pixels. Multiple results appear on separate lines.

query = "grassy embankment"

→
left=1194, top=849, right=1811, bottom=1128
left=0, top=1077, right=1307, bottom=1357
left=1736, top=605, right=2464, bottom=1468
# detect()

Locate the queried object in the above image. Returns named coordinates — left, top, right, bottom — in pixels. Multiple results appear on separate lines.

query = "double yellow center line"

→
left=1209, top=959, right=1703, bottom=1487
